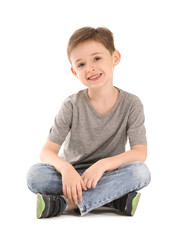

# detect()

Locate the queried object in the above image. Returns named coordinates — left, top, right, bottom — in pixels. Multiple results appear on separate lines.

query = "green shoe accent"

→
left=131, top=193, right=141, bottom=216
left=37, top=194, right=45, bottom=218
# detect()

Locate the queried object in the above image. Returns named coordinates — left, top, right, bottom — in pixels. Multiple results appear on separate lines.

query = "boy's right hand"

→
left=61, top=164, right=87, bottom=205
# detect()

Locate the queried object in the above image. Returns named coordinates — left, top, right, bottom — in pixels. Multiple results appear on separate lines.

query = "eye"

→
left=77, top=63, right=85, bottom=68
left=94, top=57, right=101, bottom=61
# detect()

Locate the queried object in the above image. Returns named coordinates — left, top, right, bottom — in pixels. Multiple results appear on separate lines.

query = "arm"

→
left=81, top=144, right=147, bottom=189
left=40, top=140, right=69, bottom=172
left=40, top=140, right=87, bottom=204
left=101, top=144, right=147, bottom=172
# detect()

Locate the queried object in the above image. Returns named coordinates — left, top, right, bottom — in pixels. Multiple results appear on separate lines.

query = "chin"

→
left=89, top=80, right=107, bottom=88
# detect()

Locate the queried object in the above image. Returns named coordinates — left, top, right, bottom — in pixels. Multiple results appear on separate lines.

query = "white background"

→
left=0, top=0, right=175, bottom=239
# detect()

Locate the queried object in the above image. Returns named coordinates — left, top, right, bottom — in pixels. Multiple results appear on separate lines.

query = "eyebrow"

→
left=75, top=52, right=103, bottom=63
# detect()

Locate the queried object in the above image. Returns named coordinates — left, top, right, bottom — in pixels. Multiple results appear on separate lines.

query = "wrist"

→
left=98, top=158, right=109, bottom=173
left=99, top=157, right=119, bottom=172
left=60, top=162, right=72, bottom=175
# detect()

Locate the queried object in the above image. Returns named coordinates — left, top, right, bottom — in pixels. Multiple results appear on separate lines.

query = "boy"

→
left=27, top=27, right=151, bottom=218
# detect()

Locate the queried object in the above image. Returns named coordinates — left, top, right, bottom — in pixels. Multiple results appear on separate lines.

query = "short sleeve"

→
left=47, top=99, right=73, bottom=145
left=127, top=97, right=147, bottom=146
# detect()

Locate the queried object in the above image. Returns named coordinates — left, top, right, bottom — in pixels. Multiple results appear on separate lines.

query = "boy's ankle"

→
left=65, top=199, right=78, bottom=212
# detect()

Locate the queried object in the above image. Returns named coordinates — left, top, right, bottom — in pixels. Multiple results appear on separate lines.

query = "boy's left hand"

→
left=81, top=160, right=105, bottom=189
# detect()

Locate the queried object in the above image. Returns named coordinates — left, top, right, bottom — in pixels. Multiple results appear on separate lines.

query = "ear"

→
left=71, top=66, right=78, bottom=78
left=113, top=50, right=121, bottom=66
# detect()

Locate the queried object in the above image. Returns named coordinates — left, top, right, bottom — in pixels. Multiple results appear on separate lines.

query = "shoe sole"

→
left=131, top=193, right=141, bottom=216
left=37, top=194, right=45, bottom=219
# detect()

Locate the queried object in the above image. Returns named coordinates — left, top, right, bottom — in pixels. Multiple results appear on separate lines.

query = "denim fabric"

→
left=27, top=161, right=151, bottom=216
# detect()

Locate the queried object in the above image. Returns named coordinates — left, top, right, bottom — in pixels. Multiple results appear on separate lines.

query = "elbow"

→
left=131, top=144, right=147, bottom=162
left=139, top=149, right=147, bottom=162
left=140, top=153, right=147, bottom=162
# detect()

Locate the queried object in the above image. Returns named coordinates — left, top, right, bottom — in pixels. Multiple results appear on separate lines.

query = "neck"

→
left=88, top=84, right=118, bottom=103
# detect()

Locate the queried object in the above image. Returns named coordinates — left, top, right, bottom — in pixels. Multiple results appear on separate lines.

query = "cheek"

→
left=77, top=70, right=86, bottom=79
left=106, top=62, right=114, bottom=72
left=77, top=72, right=83, bottom=79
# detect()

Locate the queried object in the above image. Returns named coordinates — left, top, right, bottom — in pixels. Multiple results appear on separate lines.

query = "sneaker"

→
left=114, top=191, right=141, bottom=216
left=104, top=191, right=141, bottom=216
left=37, top=193, right=67, bottom=219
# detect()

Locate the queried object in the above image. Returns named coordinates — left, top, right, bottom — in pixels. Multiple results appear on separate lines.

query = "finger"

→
left=92, top=180, right=97, bottom=189
left=81, top=179, right=87, bottom=191
left=63, top=185, right=67, bottom=199
left=86, top=179, right=92, bottom=189
left=77, top=184, right=83, bottom=202
left=82, top=176, right=88, bottom=187
left=71, top=186, right=78, bottom=205
left=66, top=186, right=73, bottom=203
left=81, top=175, right=85, bottom=183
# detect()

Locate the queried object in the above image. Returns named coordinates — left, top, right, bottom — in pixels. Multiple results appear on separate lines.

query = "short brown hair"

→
left=67, top=27, right=116, bottom=62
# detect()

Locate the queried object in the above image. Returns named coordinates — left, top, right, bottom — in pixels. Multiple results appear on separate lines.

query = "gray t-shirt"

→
left=48, top=87, right=147, bottom=169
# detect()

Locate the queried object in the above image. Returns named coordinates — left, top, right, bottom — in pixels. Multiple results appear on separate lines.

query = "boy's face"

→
left=70, top=40, right=120, bottom=90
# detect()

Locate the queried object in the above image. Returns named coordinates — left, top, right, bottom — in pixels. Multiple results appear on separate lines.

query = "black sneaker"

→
left=114, top=191, right=141, bottom=216
left=104, top=191, right=141, bottom=216
left=37, top=193, right=67, bottom=219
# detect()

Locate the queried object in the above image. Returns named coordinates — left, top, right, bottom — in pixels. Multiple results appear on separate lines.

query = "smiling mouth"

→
left=87, top=73, right=102, bottom=81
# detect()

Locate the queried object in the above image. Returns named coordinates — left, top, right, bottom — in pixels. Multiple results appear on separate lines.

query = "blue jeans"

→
left=26, top=161, right=151, bottom=216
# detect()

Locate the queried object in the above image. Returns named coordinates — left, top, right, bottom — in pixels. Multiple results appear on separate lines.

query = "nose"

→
left=87, top=62, right=95, bottom=72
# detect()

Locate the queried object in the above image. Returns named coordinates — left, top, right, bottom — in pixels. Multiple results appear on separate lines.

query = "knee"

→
left=26, top=163, right=50, bottom=194
left=131, top=161, right=151, bottom=188
left=26, top=163, right=62, bottom=195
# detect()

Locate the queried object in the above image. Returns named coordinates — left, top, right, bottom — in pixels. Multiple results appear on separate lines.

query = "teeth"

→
left=89, top=74, right=101, bottom=80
